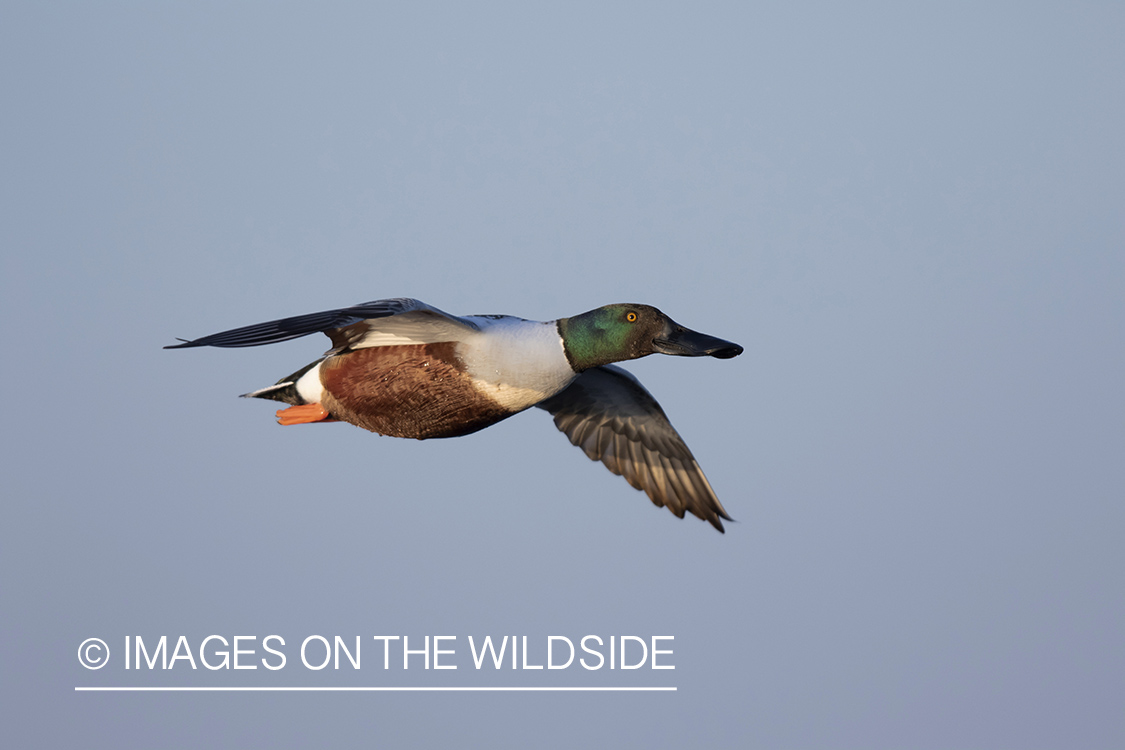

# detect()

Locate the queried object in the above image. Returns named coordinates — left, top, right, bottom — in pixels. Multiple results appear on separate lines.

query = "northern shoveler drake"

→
left=167, top=298, right=743, bottom=532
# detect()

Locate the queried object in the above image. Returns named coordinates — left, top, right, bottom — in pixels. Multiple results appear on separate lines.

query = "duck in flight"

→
left=167, top=299, right=743, bottom=531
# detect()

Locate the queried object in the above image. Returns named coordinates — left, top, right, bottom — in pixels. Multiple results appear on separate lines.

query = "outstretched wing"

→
left=165, top=298, right=479, bottom=351
left=537, top=365, right=733, bottom=532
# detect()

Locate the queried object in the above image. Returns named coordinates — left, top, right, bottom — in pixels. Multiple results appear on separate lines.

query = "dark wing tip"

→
left=708, top=510, right=735, bottom=533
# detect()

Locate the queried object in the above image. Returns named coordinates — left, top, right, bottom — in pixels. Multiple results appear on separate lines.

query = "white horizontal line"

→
left=75, top=686, right=676, bottom=692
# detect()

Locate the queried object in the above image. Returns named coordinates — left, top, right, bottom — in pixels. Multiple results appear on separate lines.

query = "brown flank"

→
left=319, top=343, right=514, bottom=439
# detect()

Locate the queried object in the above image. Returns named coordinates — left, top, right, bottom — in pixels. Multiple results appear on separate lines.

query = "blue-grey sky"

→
left=3, top=3, right=1123, bottom=748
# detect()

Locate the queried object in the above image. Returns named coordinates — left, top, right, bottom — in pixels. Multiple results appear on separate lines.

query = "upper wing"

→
left=165, top=298, right=479, bottom=350
left=536, top=365, right=733, bottom=532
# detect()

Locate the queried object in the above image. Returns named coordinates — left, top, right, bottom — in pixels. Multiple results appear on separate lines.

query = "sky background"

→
left=3, top=2, right=1123, bottom=748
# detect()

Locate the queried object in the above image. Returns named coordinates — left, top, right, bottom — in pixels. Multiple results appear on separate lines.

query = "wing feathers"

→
left=165, top=298, right=477, bottom=350
left=537, top=364, right=733, bottom=532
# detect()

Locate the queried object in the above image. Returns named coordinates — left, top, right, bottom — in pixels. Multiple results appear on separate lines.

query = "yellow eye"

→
left=626, top=312, right=637, bottom=322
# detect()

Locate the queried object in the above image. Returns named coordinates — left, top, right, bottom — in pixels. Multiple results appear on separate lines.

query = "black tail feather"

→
left=239, top=360, right=321, bottom=405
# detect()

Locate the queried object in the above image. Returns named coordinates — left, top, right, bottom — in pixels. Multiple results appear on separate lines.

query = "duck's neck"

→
left=557, top=311, right=631, bottom=371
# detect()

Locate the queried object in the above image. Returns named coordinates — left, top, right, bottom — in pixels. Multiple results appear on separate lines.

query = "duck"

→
left=167, top=298, right=743, bottom=532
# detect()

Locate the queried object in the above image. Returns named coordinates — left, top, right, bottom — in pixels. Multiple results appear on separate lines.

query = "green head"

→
left=557, top=304, right=743, bottom=371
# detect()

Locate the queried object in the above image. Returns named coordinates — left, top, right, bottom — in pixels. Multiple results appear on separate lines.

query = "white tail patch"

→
left=239, top=362, right=323, bottom=404
left=294, top=361, right=324, bottom=403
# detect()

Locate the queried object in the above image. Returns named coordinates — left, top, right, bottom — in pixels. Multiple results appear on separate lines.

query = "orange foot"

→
left=276, top=403, right=337, bottom=425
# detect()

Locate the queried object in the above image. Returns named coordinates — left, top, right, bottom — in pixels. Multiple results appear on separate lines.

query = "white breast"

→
left=458, top=316, right=576, bottom=412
